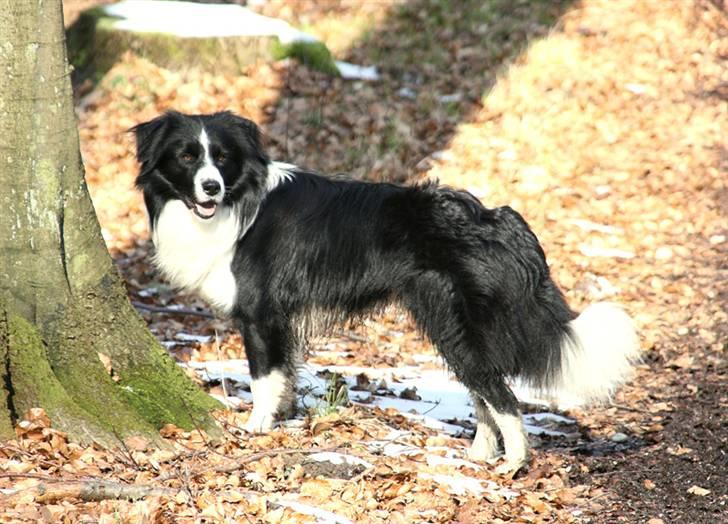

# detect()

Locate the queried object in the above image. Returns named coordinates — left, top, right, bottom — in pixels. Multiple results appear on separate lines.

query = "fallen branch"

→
left=154, top=445, right=346, bottom=481
left=3, top=479, right=178, bottom=504
left=0, top=472, right=59, bottom=482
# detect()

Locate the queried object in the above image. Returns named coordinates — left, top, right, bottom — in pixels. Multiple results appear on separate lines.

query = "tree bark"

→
left=0, top=0, right=220, bottom=444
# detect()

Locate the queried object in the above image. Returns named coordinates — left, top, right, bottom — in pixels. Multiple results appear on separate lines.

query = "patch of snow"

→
left=308, top=452, right=374, bottom=469
left=367, top=441, right=423, bottom=458
left=426, top=454, right=484, bottom=470
left=523, top=423, right=574, bottom=437
left=210, top=393, right=244, bottom=409
left=335, top=61, right=379, bottom=81
left=104, top=0, right=313, bottom=43
left=102, top=1, right=377, bottom=81
left=430, top=150, right=455, bottom=162
left=175, top=332, right=212, bottom=343
left=438, top=93, right=462, bottom=103
left=186, top=360, right=577, bottom=438
left=244, top=471, right=263, bottom=484
left=524, top=412, right=576, bottom=425
left=397, top=87, right=417, bottom=99
left=272, top=497, right=354, bottom=524
left=418, top=472, right=486, bottom=497
left=624, top=83, right=651, bottom=95
left=187, top=358, right=250, bottom=383
left=399, top=411, right=468, bottom=436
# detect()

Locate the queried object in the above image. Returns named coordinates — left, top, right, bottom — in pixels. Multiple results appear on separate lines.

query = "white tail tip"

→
left=551, top=302, right=640, bottom=408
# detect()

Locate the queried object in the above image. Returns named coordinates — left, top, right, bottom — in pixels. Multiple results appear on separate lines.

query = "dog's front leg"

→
left=239, top=319, right=297, bottom=433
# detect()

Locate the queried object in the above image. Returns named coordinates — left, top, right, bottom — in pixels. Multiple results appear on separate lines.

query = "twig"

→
left=2, top=480, right=178, bottom=504
left=132, top=301, right=215, bottom=319
left=0, top=472, right=60, bottom=482
left=153, top=445, right=345, bottom=481
left=422, top=398, right=442, bottom=416
left=178, top=397, right=218, bottom=460
left=110, top=428, right=141, bottom=471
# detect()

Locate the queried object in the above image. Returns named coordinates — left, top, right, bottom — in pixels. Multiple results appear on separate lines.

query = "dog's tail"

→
left=534, top=302, right=640, bottom=408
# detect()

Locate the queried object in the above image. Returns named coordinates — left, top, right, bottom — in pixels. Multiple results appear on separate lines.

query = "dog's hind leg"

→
left=239, top=319, right=298, bottom=433
left=476, top=381, right=529, bottom=475
left=400, top=271, right=529, bottom=473
left=468, top=395, right=500, bottom=462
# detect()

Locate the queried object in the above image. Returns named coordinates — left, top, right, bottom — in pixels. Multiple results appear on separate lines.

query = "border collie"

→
left=133, top=110, right=639, bottom=473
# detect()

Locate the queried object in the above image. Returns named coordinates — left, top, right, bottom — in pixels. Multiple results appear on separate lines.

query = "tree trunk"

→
left=0, top=0, right=220, bottom=444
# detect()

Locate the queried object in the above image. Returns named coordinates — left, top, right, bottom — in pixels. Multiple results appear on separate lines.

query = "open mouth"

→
left=192, top=200, right=217, bottom=219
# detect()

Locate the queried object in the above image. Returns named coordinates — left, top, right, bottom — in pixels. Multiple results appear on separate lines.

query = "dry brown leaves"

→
left=3, top=0, right=726, bottom=522
left=1, top=407, right=595, bottom=522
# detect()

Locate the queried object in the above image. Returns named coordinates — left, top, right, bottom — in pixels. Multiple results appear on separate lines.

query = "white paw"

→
left=242, top=410, right=274, bottom=434
left=468, top=427, right=500, bottom=461
left=494, top=453, right=528, bottom=475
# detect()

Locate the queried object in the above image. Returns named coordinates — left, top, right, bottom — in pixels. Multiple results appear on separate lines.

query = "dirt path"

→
left=2, top=1, right=725, bottom=522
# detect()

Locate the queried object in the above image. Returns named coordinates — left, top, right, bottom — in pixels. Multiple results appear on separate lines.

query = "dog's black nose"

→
left=201, top=180, right=221, bottom=196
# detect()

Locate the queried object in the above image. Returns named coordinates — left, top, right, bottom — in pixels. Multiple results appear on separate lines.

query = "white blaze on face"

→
left=194, top=128, right=225, bottom=215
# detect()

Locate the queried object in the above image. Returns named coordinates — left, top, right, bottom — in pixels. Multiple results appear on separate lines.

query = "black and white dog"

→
left=133, top=110, right=639, bottom=473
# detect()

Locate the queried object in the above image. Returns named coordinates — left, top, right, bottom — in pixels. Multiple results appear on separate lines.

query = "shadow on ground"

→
left=262, top=0, right=575, bottom=181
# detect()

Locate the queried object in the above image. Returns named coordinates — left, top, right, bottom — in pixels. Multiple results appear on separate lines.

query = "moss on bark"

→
left=271, top=40, right=340, bottom=76
left=56, top=280, right=222, bottom=435
left=4, top=310, right=118, bottom=444
left=0, top=0, right=222, bottom=446
left=0, top=305, right=15, bottom=439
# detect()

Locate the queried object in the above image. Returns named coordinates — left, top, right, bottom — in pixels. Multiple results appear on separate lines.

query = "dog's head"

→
left=132, top=111, right=268, bottom=220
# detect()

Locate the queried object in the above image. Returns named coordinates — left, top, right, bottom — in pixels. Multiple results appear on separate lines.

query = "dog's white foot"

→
left=494, top=453, right=528, bottom=475
left=242, top=409, right=275, bottom=434
left=493, top=433, right=529, bottom=475
left=468, top=422, right=500, bottom=461
left=482, top=402, right=529, bottom=475
left=243, top=370, right=288, bottom=433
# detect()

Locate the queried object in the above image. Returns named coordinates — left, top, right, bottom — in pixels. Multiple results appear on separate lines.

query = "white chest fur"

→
left=152, top=200, right=239, bottom=314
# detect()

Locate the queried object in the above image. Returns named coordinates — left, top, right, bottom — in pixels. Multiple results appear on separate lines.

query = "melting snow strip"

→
left=175, top=332, right=212, bottom=343
left=185, top=360, right=577, bottom=438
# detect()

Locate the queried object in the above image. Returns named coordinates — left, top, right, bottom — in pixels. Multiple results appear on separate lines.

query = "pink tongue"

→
left=195, top=203, right=216, bottom=217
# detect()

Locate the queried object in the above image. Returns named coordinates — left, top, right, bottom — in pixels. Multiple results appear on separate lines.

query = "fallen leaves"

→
left=4, top=0, right=725, bottom=522
left=2, top=404, right=608, bottom=522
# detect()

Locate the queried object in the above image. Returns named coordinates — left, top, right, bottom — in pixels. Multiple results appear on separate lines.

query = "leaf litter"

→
left=2, top=0, right=726, bottom=522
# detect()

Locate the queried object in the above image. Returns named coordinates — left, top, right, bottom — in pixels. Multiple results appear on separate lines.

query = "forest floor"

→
left=1, top=0, right=726, bottom=522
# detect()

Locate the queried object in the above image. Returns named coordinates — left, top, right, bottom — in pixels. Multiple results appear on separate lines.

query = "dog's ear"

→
left=130, top=111, right=178, bottom=166
left=216, top=111, right=269, bottom=163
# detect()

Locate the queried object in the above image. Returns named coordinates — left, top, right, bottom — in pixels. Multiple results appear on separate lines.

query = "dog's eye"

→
left=214, top=153, right=226, bottom=164
left=180, top=152, right=195, bottom=163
